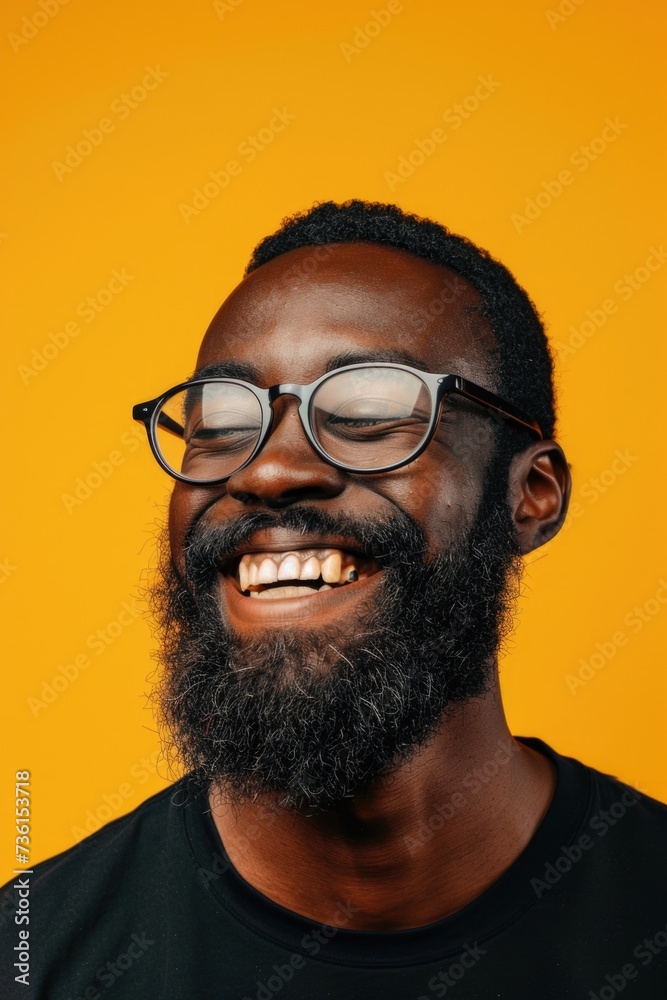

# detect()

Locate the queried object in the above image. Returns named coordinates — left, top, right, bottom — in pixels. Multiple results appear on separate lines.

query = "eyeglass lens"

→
left=155, top=382, right=263, bottom=481
left=310, top=367, right=432, bottom=471
left=154, top=368, right=433, bottom=481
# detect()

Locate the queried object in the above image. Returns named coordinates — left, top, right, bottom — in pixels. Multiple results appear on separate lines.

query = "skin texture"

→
left=168, top=242, right=571, bottom=930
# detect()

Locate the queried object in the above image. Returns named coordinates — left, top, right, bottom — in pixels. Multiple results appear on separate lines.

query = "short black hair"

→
left=246, top=200, right=556, bottom=454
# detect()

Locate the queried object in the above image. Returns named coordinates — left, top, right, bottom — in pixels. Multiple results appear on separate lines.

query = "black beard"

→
left=151, top=455, right=522, bottom=813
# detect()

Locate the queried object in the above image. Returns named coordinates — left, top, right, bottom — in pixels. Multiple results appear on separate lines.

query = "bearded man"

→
left=3, top=201, right=666, bottom=999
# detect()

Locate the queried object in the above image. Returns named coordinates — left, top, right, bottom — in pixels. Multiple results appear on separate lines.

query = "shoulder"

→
left=521, top=736, right=667, bottom=870
left=586, top=760, right=667, bottom=840
left=39, top=780, right=187, bottom=875
left=533, top=736, right=667, bottom=877
left=523, top=736, right=667, bottom=822
left=0, top=778, right=195, bottom=933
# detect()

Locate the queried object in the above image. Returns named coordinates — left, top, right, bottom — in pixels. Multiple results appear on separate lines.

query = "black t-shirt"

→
left=2, top=737, right=667, bottom=999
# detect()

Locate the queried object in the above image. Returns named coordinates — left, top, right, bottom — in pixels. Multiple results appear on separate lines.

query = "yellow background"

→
left=2, top=0, right=666, bottom=880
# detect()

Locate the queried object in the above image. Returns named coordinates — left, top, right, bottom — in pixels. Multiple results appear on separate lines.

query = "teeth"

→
left=257, top=557, right=278, bottom=585
left=300, top=556, right=321, bottom=580
left=321, top=552, right=342, bottom=584
left=253, top=585, right=320, bottom=600
left=277, top=554, right=301, bottom=581
left=237, top=548, right=361, bottom=593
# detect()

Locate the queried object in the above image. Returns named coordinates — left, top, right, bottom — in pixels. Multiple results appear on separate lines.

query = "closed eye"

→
left=326, top=415, right=423, bottom=427
left=189, top=426, right=258, bottom=439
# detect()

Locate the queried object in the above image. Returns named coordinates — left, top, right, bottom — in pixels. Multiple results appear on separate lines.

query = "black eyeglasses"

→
left=132, top=362, right=543, bottom=485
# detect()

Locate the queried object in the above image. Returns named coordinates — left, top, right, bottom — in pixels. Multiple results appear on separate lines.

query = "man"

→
left=3, top=200, right=666, bottom=998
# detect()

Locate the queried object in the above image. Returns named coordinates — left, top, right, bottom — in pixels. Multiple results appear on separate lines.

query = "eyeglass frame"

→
left=132, top=361, right=544, bottom=486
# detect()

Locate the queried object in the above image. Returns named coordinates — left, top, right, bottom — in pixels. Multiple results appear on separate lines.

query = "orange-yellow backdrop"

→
left=2, top=0, right=666, bottom=880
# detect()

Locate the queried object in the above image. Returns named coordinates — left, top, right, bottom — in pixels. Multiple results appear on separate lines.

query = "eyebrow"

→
left=324, top=349, right=432, bottom=373
left=190, top=360, right=262, bottom=382
left=190, top=349, right=435, bottom=386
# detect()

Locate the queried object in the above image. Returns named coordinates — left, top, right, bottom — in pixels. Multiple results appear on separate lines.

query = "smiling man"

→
left=3, top=200, right=666, bottom=999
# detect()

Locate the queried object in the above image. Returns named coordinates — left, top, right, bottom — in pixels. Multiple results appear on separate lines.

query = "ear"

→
left=507, top=441, right=572, bottom=555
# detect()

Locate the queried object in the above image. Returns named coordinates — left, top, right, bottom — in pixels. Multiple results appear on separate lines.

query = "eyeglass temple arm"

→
left=451, top=378, right=543, bottom=439
left=133, top=401, right=184, bottom=439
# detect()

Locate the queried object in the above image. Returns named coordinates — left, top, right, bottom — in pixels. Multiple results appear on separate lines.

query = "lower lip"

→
left=218, top=571, right=384, bottom=627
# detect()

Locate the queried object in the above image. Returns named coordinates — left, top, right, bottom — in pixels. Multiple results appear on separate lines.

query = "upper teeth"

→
left=238, top=549, right=358, bottom=592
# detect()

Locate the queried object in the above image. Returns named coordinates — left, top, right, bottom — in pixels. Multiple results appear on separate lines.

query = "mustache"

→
left=182, top=504, right=429, bottom=595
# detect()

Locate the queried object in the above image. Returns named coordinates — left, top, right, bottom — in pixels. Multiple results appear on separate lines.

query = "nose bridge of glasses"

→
left=262, top=383, right=313, bottom=451
left=268, top=383, right=305, bottom=405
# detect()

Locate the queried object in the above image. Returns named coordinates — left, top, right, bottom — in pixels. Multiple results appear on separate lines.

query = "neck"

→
left=208, top=684, right=555, bottom=930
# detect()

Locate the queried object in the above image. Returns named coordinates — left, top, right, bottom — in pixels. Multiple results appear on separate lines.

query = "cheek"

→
left=168, top=484, right=223, bottom=573
left=376, top=452, right=485, bottom=555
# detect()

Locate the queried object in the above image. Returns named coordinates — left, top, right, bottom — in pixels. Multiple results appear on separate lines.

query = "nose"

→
left=225, top=395, right=347, bottom=509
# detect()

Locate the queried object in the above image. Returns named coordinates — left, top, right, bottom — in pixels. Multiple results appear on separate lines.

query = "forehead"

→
left=196, top=243, right=498, bottom=385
